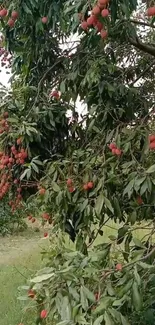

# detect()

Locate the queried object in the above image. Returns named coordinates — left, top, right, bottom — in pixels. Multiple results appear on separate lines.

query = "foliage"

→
left=1, top=0, right=155, bottom=324
left=0, top=196, right=27, bottom=235
left=19, top=233, right=155, bottom=325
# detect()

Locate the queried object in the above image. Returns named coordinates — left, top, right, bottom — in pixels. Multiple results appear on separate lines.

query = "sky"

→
left=0, top=66, right=10, bottom=86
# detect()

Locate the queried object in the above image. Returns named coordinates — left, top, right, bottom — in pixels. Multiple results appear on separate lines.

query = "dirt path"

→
left=0, top=232, right=45, bottom=265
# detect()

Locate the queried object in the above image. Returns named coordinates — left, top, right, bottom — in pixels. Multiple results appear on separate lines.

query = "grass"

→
left=0, top=221, right=153, bottom=325
left=0, top=228, right=47, bottom=325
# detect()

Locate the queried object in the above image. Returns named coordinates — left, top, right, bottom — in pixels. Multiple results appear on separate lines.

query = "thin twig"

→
left=130, top=19, right=155, bottom=29
left=87, top=217, right=111, bottom=248
left=130, top=59, right=155, bottom=86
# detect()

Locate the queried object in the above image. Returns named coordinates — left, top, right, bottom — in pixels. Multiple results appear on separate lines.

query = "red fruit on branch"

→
left=112, top=148, right=116, bottom=155
left=109, top=143, right=116, bottom=150
left=1, top=119, right=6, bottom=126
left=96, top=21, right=103, bottom=32
left=0, top=8, right=7, bottom=17
left=81, top=21, right=88, bottom=30
left=137, top=196, right=143, bottom=205
left=50, top=90, right=60, bottom=99
left=95, top=292, right=100, bottom=301
left=17, top=138, right=22, bottom=145
left=101, top=9, right=109, bottom=17
left=92, top=6, right=100, bottom=15
left=28, top=289, right=35, bottom=298
left=149, top=135, right=155, bottom=143
left=66, top=178, right=73, bottom=186
left=68, top=186, right=75, bottom=193
left=146, top=7, right=155, bottom=17
left=9, top=157, right=14, bottom=163
left=87, top=16, right=96, bottom=26
left=44, top=232, right=48, bottom=237
left=11, top=11, right=19, bottom=20
left=14, top=179, right=18, bottom=184
left=3, top=111, right=9, bottom=118
left=116, top=263, right=123, bottom=271
left=83, top=183, right=88, bottom=190
left=42, top=212, right=50, bottom=220
left=100, top=29, right=108, bottom=39
left=19, top=159, right=25, bottom=164
left=39, top=188, right=46, bottom=195
left=87, top=181, right=94, bottom=189
left=21, top=150, right=28, bottom=159
left=149, top=141, right=155, bottom=150
left=42, top=16, right=48, bottom=24
left=97, top=1, right=105, bottom=9
left=40, top=310, right=48, bottom=319
left=99, top=0, right=109, bottom=5
left=8, top=18, right=15, bottom=27
left=115, top=148, right=122, bottom=156
left=11, top=145, right=16, bottom=152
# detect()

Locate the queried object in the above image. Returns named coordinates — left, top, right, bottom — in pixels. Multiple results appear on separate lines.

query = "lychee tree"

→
left=1, top=0, right=155, bottom=324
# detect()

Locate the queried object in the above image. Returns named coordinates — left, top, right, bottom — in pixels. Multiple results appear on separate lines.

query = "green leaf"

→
left=52, top=182, right=60, bottom=192
left=95, top=193, right=104, bottom=215
left=134, top=266, right=141, bottom=286
left=93, top=297, right=114, bottom=314
left=88, top=119, right=95, bottom=131
left=60, top=81, right=66, bottom=93
left=104, top=197, right=114, bottom=213
left=137, top=261, right=154, bottom=269
left=79, top=199, right=88, bottom=212
left=146, top=164, right=155, bottom=174
left=30, top=273, right=54, bottom=283
left=117, top=226, right=129, bottom=244
left=132, top=282, right=142, bottom=311
left=32, top=159, right=43, bottom=166
left=133, top=237, right=144, bottom=248
left=80, top=286, right=88, bottom=310
left=104, top=311, right=114, bottom=325
left=123, top=179, right=134, bottom=197
left=140, top=179, right=148, bottom=196
left=109, top=308, right=121, bottom=322
left=20, top=168, right=30, bottom=180
left=57, top=321, right=70, bottom=325
left=83, top=286, right=96, bottom=303
left=120, top=314, right=131, bottom=325
left=17, top=295, right=29, bottom=301
left=129, top=211, right=137, bottom=225
left=113, top=197, right=121, bottom=218
left=117, top=280, right=133, bottom=298
left=69, top=287, right=79, bottom=301
left=31, top=162, right=39, bottom=173
left=61, top=296, right=71, bottom=321
left=93, top=315, right=104, bottom=325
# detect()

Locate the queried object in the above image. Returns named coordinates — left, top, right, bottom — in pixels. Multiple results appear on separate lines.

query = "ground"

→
left=0, top=228, right=47, bottom=325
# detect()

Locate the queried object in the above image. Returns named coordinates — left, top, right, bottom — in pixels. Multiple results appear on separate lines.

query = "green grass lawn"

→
left=0, top=230, right=47, bottom=325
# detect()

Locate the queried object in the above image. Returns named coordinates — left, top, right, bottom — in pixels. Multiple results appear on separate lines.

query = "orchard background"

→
left=1, top=0, right=155, bottom=324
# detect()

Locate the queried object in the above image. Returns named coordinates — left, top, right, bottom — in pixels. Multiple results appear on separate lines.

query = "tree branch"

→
left=128, top=36, right=155, bottom=57
left=130, top=59, right=155, bottom=86
left=130, top=19, right=155, bottom=29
